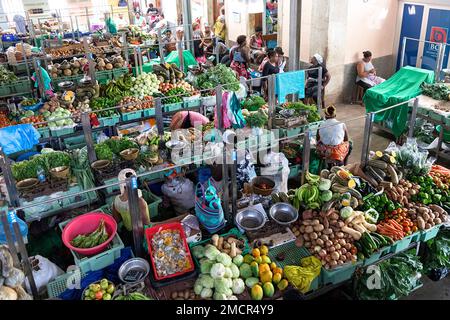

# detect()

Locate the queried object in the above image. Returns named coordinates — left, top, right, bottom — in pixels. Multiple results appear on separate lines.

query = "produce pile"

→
left=103, top=74, right=134, bottom=99
left=421, top=83, right=450, bottom=101
left=48, top=56, right=126, bottom=78
left=95, top=137, right=138, bottom=161
left=193, top=64, right=240, bottom=95
left=283, top=102, right=321, bottom=123
left=130, top=72, right=160, bottom=99
left=0, top=246, right=32, bottom=300
left=90, top=97, right=119, bottom=118
left=0, top=65, right=18, bottom=84
left=153, top=63, right=185, bottom=84
left=118, top=96, right=142, bottom=113
left=12, top=151, right=71, bottom=182
left=70, top=219, right=109, bottom=249
left=83, top=279, right=115, bottom=300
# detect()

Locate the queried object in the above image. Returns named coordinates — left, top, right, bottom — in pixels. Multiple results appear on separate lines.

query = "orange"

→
left=252, top=248, right=261, bottom=258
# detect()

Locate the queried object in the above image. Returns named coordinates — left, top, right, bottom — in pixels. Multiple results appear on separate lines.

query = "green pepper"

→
left=387, top=203, right=395, bottom=212
left=433, top=194, right=442, bottom=202
left=418, top=176, right=425, bottom=183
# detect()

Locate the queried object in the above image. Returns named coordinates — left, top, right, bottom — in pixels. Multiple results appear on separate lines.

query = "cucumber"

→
left=372, top=167, right=387, bottom=179
left=368, top=159, right=388, bottom=170
left=371, top=233, right=387, bottom=247
left=348, top=188, right=363, bottom=200
left=366, top=166, right=383, bottom=183
left=365, top=232, right=378, bottom=250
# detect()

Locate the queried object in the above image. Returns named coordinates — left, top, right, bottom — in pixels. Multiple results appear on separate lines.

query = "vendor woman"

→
left=316, top=105, right=351, bottom=166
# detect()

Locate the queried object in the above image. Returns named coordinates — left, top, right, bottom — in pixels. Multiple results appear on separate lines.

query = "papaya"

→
left=261, top=255, right=271, bottom=264
left=263, top=282, right=275, bottom=298
left=273, top=267, right=283, bottom=277
left=260, top=270, right=273, bottom=284
left=252, top=248, right=261, bottom=258
left=245, top=277, right=260, bottom=288
left=251, top=284, right=263, bottom=300
left=259, top=245, right=269, bottom=256
left=239, top=263, right=252, bottom=279
left=250, top=261, right=259, bottom=278
left=277, top=279, right=289, bottom=291
left=270, top=262, right=277, bottom=271
left=272, top=273, right=282, bottom=285
left=254, top=256, right=262, bottom=264
left=258, top=263, right=270, bottom=277
left=243, top=254, right=254, bottom=265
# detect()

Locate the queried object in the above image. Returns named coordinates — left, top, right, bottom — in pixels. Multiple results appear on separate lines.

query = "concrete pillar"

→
left=288, top=0, right=302, bottom=71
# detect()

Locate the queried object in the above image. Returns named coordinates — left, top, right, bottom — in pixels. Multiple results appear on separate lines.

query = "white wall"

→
left=224, top=0, right=249, bottom=42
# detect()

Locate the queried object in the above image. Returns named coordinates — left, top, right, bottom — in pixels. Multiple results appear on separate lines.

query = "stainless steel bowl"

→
left=235, top=208, right=266, bottom=231
left=118, top=258, right=150, bottom=284
left=269, top=203, right=299, bottom=225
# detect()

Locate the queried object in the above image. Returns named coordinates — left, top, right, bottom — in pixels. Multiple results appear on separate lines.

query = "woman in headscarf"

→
left=316, top=105, right=351, bottom=166
left=170, top=111, right=209, bottom=130
left=305, top=53, right=331, bottom=108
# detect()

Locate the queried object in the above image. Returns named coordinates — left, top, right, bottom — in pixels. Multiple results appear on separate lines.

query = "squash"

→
left=105, top=63, right=113, bottom=70
left=0, top=286, right=17, bottom=300
left=63, top=69, right=72, bottom=76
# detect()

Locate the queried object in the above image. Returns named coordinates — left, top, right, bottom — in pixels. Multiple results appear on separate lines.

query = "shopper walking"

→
left=356, top=50, right=386, bottom=93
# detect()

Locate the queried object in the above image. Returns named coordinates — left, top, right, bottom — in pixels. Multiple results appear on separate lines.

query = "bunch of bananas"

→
left=103, top=74, right=133, bottom=99
left=293, top=183, right=320, bottom=210
left=305, top=171, right=321, bottom=184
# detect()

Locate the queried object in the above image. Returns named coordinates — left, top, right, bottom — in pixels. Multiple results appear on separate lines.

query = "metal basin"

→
left=118, top=258, right=150, bottom=284
left=235, top=208, right=266, bottom=231
left=16, top=178, right=39, bottom=191
left=91, top=159, right=111, bottom=171
left=269, top=203, right=299, bottom=225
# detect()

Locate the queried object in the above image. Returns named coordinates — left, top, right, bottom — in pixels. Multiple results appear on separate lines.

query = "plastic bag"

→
left=396, top=138, right=434, bottom=176
left=24, top=255, right=64, bottom=294
left=161, top=176, right=195, bottom=215
left=0, top=210, right=28, bottom=245
left=0, top=124, right=40, bottom=155
left=284, top=256, right=321, bottom=293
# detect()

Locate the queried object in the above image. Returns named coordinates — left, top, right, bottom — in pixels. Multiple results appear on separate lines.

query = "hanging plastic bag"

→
left=161, top=176, right=195, bottom=215
left=0, top=210, right=28, bottom=245
left=24, top=255, right=64, bottom=294
left=0, top=124, right=40, bottom=155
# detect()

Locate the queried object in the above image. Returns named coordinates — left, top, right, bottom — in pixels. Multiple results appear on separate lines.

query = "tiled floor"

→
left=334, top=103, right=449, bottom=300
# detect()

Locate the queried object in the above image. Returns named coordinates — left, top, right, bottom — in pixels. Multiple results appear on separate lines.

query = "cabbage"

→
left=210, top=263, right=226, bottom=279
left=213, top=292, right=227, bottom=300
left=200, top=288, right=213, bottom=298
left=199, top=274, right=214, bottom=288
left=216, top=253, right=232, bottom=267
left=228, top=295, right=238, bottom=300
left=224, top=278, right=233, bottom=288
left=224, top=267, right=233, bottom=278
left=232, top=255, right=244, bottom=267
left=194, top=281, right=203, bottom=295
left=214, top=278, right=232, bottom=294
left=231, top=278, right=245, bottom=295
left=56, top=120, right=65, bottom=127
left=200, top=259, right=214, bottom=274
left=204, top=244, right=220, bottom=261
left=193, top=246, right=205, bottom=259
left=230, top=264, right=240, bottom=278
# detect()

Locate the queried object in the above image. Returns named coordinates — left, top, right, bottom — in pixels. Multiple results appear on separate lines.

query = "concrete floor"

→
left=333, top=103, right=449, bottom=300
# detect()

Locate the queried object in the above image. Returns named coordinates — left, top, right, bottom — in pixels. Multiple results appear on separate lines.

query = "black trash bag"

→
left=428, top=268, right=449, bottom=282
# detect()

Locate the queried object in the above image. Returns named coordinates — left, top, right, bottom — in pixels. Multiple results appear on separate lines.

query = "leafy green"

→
left=11, top=151, right=70, bottom=181
left=245, top=111, right=268, bottom=128
left=90, top=97, right=120, bottom=117
left=421, top=83, right=450, bottom=101
left=283, top=102, right=321, bottom=123
left=0, top=65, right=18, bottom=84
left=423, top=229, right=450, bottom=272
left=105, top=138, right=138, bottom=155
left=69, top=148, right=97, bottom=200
left=95, top=142, right=114, bottom=161
left=194, top=64, right=240, bottom=95
left=242, top=95, right=266, bottom=112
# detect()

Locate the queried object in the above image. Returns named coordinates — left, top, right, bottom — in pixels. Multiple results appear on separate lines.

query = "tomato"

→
left=95, top=291, right=103, bottom=300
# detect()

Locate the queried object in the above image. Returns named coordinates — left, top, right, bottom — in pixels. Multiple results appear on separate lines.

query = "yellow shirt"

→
left=214, top=20, right=226, bottom=40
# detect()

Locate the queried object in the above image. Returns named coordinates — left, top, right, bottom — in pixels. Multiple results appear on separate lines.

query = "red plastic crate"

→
left=145, top=222, right=195, bottom=281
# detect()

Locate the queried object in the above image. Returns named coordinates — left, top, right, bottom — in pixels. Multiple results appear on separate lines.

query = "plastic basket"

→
left=321, top=260, right=361, bottom=285
left=429, top=111, right=444, bottom=122
left=183, top=97, right=201, bottom=108
left=58, top=217, right=124, bottom=273
left=362, top=251, right=382, bottom=267
left=189, top=228, right=250, bottom=269
left=113, top=67, right=129, bottom=78
left=37, top=127, right=50, bottom=138
left=13, top=80, right=31, bottom=94
left=391, top=234, right=413, bottom=254
left=289, top=164, right=302, bottom=179
left=420, top=224, right=442, bottom=242
left=143, top=108, right=155, bottom=117
left=96, top=70, right=113, bottom=84
left=121, top=110, right=143, bottom=121
left=379, top=245, right=392, bottom=257
left=163, top=102, right=183, bottom=113
left=50, top=126, right=76, bottom=137
left=307, top=120, right=324, bottom=133
left=99, top=114, right=120, bottom=127
left=141, top=189, right=162, bottom=219
left=145, top=222, right=195, bottom=281
left=47, top=269, right=87, bottom=298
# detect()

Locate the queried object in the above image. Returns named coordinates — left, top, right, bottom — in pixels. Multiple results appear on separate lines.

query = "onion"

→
left=329, top=246, right=336, bottom=253
left=305, top=242, right=312, bottom=248
left=346, top=252, right=352, bottom=259
left=314, top=246, right=322, bottom=253
left=303, top=233, right=310, bottom=241
left=310, top=232, right=318, bottom=240
left=325, top=255, right=331, bottom=262
left=345, top=243, right=352, bottom=250
left=325, top=263, right=331, bottom=269
left=329, top=233, right=335, bottom=239
left=335, top=244, right=341, bottom=250
left=330, top=260, right=338, bottom=267
left=319, top=249, right=327, bottom=257
left=323, top=228, right=333, bottom=235
left=331, top=251, right=340, bottom=260
left=316, top=239, right=324, bottom=247
left=321, top=259, right=327, bottom=266
left=321, top=234, right=329, bottom=241
left=336, top=232, right=344, bottom=238
left=338, top=221, right=345, bottom=228
left=337, top=260, right=344, bottom=265
left=325, top=240, right=333, bottom=247
left=338, top=239, right=346, bottom=246
left=340, top=248, right=347, bottom=255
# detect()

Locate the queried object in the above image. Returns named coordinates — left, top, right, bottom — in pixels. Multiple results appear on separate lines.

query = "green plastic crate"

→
left=113, top=67, right=129, bottom=78
left=417, top=106, right=429, bottom=116
left=37, top=127, right=50, bottom=138
left=141, top=189, right=162, bottom=219
left=65, top=135, right=86, bottom=146
left=429, top=111, right=444, bottom=122
left=289, top=164, right=302, bottom=179
left=99, top=115, right=120, bottom=127
left=163, top=102, right=183, bottom=112
left=283, top=126, right=304, bottom=139
left=420, top=224, right=441, bottom=242
left=47, top=269, right=87, bottom=298
left=102, top=177, right=121, bottom=195
left=58, top=216, right=125, bottom=273
left=321, top=260, right=361, bottom=285
left=121, top=110, right=143, bottom=121
left=0, top=84, right=12, bottom=96
left=143, top=108, right=155, bottom=117
left=96, top=70, right=113, bottom=84
left=12, top=79, right=31, bottom=94
left=50, top=126, right=76, bottom=137
left=189, top=228, right=251, bottom=269
left=268, top=242, right=321, bottom=291
left=52, top=75, right=83, bottom=88
left=391, top=234, right=413, bottom=254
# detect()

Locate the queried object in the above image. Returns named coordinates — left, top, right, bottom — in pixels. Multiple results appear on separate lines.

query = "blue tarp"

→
left=0, top=124, right=40, bottom=155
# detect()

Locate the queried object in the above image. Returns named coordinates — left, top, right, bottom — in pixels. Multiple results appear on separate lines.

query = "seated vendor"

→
left=305, top=53, right=331, bottom=108
left=250, top=27, right=266, bottom=64
left=316, top=105, right=351, bottom=167
left=162, top=29, right=176, bottom=55
left=356, top=50, right=385, bottom=93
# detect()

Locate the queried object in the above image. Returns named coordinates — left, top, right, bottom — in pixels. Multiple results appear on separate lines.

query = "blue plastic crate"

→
left=99, top=115, right=120, bottom=127
left=37, top=127, right=50, bottom=138
left=321, top=261, right=361, bottom=285
left=143, top=108, right=155, bottom=117
left=184, top=97, right=201, bottom=108
left=121, top=110, right=143, bottom=121
left=362, top=251, right=382, bottom=267
left=379, top=245, right=392, bottom=257
left=289, top=164, right=302, bottom=179
left=163, top=102, right=183, bottom=112
left=50, top=126, right=75, bottom=137
left=391, top=234, right=413, bottom=254
left=421, top=224, right=442, bottom=242
left=307, top=120, right=324, bottom=133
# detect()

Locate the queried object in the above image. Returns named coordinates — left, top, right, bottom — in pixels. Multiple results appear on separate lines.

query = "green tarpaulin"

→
left=133, top=50, right=198, bottom=76
left=364, top=66, right=435, bottom=137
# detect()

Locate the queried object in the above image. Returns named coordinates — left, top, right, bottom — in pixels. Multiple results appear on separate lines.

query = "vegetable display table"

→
left=364, top=66, right=434, bottom=138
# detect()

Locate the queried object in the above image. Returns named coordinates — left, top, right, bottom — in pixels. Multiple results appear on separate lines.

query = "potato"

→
left=313, top=224, right=324, bottom=232
left=305, top=226, right=314, bottom=233
left=171, top=292, right=178, bottom=299
left=184, top=290, right=190, bottom=299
